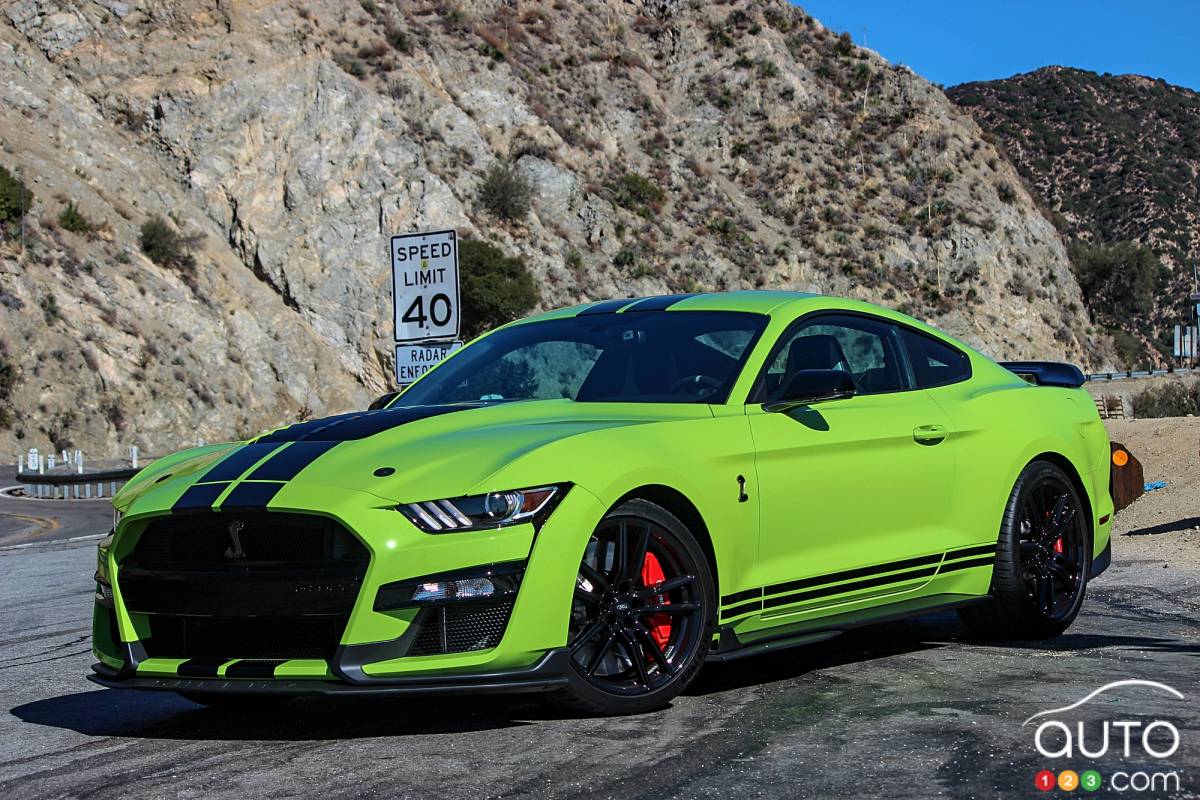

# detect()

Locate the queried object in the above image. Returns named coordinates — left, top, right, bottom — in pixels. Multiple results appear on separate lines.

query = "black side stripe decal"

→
left=177, top=658, right=225, bottom=678
left=946, top=544, right=996, bottom=559
left=220, top=481, right=285, bottom=510
left=576, top=297, right=638, bottom=316
left=720, top=546, right=997, bottom=619
left=622, top=293, right=700, bottom=312
left=198, top=443, right=281, bottom=483
left=722, top=599, right=763, bottom=619
left=721, top=588, right=762, bottom=607
left=761, top=553, right=944, bottom=600
left=937, top=555, right=995, bottom=574
left=247, top=441, right=340, bottom=481
left=171, top=482, right=230, bottom=512
left=763, top=566, right=940, bottom=610
left=224, top=659, right=286, bottom=678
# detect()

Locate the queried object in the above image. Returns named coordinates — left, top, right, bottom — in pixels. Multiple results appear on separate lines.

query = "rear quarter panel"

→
left=929, top=357, right=1112, bottom=562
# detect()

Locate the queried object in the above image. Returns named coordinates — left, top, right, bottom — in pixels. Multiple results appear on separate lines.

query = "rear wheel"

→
left=959, top=461, right=1091, bottom=639
left=548, top=499, right=715, bottom=715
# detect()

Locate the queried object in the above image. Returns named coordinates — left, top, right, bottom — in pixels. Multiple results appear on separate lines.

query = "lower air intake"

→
left=409, top=600, right=515, bottom=657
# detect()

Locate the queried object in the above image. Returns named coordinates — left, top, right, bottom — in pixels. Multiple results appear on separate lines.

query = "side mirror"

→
left=763, top=369, right=856, bottom=413
left=368, top=391, right=401, bottom=411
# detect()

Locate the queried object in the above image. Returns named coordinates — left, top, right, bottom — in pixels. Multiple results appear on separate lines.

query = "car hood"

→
left=123, top=400, right=713, bottom=511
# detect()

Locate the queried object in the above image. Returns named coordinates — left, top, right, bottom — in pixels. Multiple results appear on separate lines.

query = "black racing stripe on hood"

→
left=220, top=481, right=285, bottom=510
left=256, top=404, right=476, bottom=443
left=246, top=441, right=340, bottom=481
left=172, top=482, right=229, bottom=512
left=198, top=442, right=282, bottom=482
left=622, top=293, right=700, bottom=312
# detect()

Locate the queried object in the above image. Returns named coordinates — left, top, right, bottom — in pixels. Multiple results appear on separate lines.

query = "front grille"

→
left=409, top=600, right=515, bottom=656
left=120, top=512, right=369, bottom=660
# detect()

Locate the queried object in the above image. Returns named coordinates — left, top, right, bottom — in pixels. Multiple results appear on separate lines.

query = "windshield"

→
left=397, top=311, right=768, bottom=405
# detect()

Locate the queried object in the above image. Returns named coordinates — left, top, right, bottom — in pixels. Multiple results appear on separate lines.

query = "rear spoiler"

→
left=999, top=361, right=1086, bottom=388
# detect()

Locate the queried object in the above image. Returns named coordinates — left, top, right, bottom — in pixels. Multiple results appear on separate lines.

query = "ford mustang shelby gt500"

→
left=90, top=292, right=1113, bottom=714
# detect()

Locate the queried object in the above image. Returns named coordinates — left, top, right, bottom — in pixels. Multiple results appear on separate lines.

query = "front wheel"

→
left=958, top=461, right=1091, bottom=639
left=548, top=498, right=715, bottom=715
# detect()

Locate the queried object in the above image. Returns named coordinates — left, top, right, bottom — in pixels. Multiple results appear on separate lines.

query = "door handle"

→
left=913, top=424, right=948, bottom=445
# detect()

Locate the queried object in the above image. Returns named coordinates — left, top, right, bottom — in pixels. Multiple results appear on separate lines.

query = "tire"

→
left=958, top=460, right=1092, bottom=639
left=177, top=691, right=294, bottom=709
left=546, top=498, right=716, bottom=715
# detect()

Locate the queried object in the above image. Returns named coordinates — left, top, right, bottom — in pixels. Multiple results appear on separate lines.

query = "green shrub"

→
left=1131, top=379, right=1200, bottom=418
left=478, top=163, right=533, bottom=221
left=1068, top=240, right=1166, bottom=318
left=139, top=215, right=198, bottom=270
left=0, top=349, right=14, bottom=429
left=57, top=202, right=94, bottom=234
left=459, top=239, right=538, bottom=338
left=995, top=182, right=1016, bottom=204
left=0, top=165, right=33, bottom=225
left=564, top=249, right=583, bottom=271
left=607, top=172, right=665, bottom=217
left=386, top=27, right=410, bottom=53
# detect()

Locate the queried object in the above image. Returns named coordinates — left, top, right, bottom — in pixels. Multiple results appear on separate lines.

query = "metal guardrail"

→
left=13, top=466, right=140, bottom=500
left=1086, top=367, right=1196, bottom=382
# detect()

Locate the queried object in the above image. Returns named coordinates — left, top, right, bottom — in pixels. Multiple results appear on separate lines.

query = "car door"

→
left=743, top=313, right=958, bottom=611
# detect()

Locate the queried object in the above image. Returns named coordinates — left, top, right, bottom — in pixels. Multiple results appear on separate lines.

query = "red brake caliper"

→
left=640, top=552, right=672, bottom=649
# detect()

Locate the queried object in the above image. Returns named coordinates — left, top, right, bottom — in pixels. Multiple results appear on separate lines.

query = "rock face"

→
left=0, top=0, right=1112, bottom=455
left=948, top=67, right=1200, bottom=362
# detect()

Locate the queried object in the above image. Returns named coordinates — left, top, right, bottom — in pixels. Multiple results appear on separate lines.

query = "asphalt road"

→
left=1, top=527, right=1197, bottom=799
left=0, top=465, right=115, bottom=546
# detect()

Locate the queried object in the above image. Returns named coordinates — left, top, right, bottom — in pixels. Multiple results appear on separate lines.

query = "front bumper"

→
left=88, top=648, right=571, bottom=696
left=93, top=482, right=604, bottom=691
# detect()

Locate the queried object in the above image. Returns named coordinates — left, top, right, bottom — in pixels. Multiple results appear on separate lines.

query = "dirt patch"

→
left=1104, top=417, right=1200, bottom=570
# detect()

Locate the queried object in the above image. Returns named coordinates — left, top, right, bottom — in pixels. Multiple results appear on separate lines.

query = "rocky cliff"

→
left=0, top=0, right=1111, bottom=455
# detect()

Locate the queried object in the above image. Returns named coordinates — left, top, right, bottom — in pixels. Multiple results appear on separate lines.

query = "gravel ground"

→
left=1107, top=417, right=1200, bottom=568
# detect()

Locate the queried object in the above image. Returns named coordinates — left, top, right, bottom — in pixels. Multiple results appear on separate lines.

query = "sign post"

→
left=390, top=229, right=463, bottom=387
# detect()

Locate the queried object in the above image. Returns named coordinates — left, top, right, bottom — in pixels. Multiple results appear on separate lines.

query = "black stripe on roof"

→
left=622, top=293, right=700, bottom=312
left=576, top=298, right=639, bottom=316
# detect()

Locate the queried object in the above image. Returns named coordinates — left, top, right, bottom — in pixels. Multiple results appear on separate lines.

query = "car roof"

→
left=526, top=291, right=823, bottom=321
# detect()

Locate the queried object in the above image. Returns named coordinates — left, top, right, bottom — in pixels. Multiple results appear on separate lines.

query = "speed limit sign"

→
left=391, top=229, right=461, bottom=343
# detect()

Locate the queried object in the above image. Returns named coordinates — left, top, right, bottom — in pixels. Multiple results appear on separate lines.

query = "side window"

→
left=899, top=328, right=970, bottom=388
left=760, top=314, right=909, bottom=398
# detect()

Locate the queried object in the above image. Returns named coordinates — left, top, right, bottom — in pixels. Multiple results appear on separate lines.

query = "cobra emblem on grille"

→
left=225, top=520, right=246, bottom=560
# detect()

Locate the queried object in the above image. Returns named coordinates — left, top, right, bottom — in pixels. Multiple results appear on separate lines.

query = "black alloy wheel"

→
left=958, top=461, right=1092, bottom=639
left=550, top=499, right=714, bottom=714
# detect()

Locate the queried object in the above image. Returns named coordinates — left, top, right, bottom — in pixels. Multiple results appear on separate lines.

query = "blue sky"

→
left=795, top=1, right=1200, bottom=91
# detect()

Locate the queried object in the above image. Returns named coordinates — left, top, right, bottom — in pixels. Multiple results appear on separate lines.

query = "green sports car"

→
left=90, top=292, right=1113, bottom=714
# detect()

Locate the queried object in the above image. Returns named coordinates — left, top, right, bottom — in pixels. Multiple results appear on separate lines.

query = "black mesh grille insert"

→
left=121, top=512, right=369, bottom=660
left=409, top=600, right=515, bottom=657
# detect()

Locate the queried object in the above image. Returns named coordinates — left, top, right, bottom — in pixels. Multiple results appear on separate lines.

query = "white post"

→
left=77, top=453, right=84, bottom=474
left=61, top=449, right=68, bottom=463
left=130, top=445, right=139, bottom=469
left=37, top=454, right=44, bottom=474
left=15, top=455, right=21, bottom=475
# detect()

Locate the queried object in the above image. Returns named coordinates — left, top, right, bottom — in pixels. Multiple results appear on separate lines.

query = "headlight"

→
left=399, top=485, right=564, bottom=533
